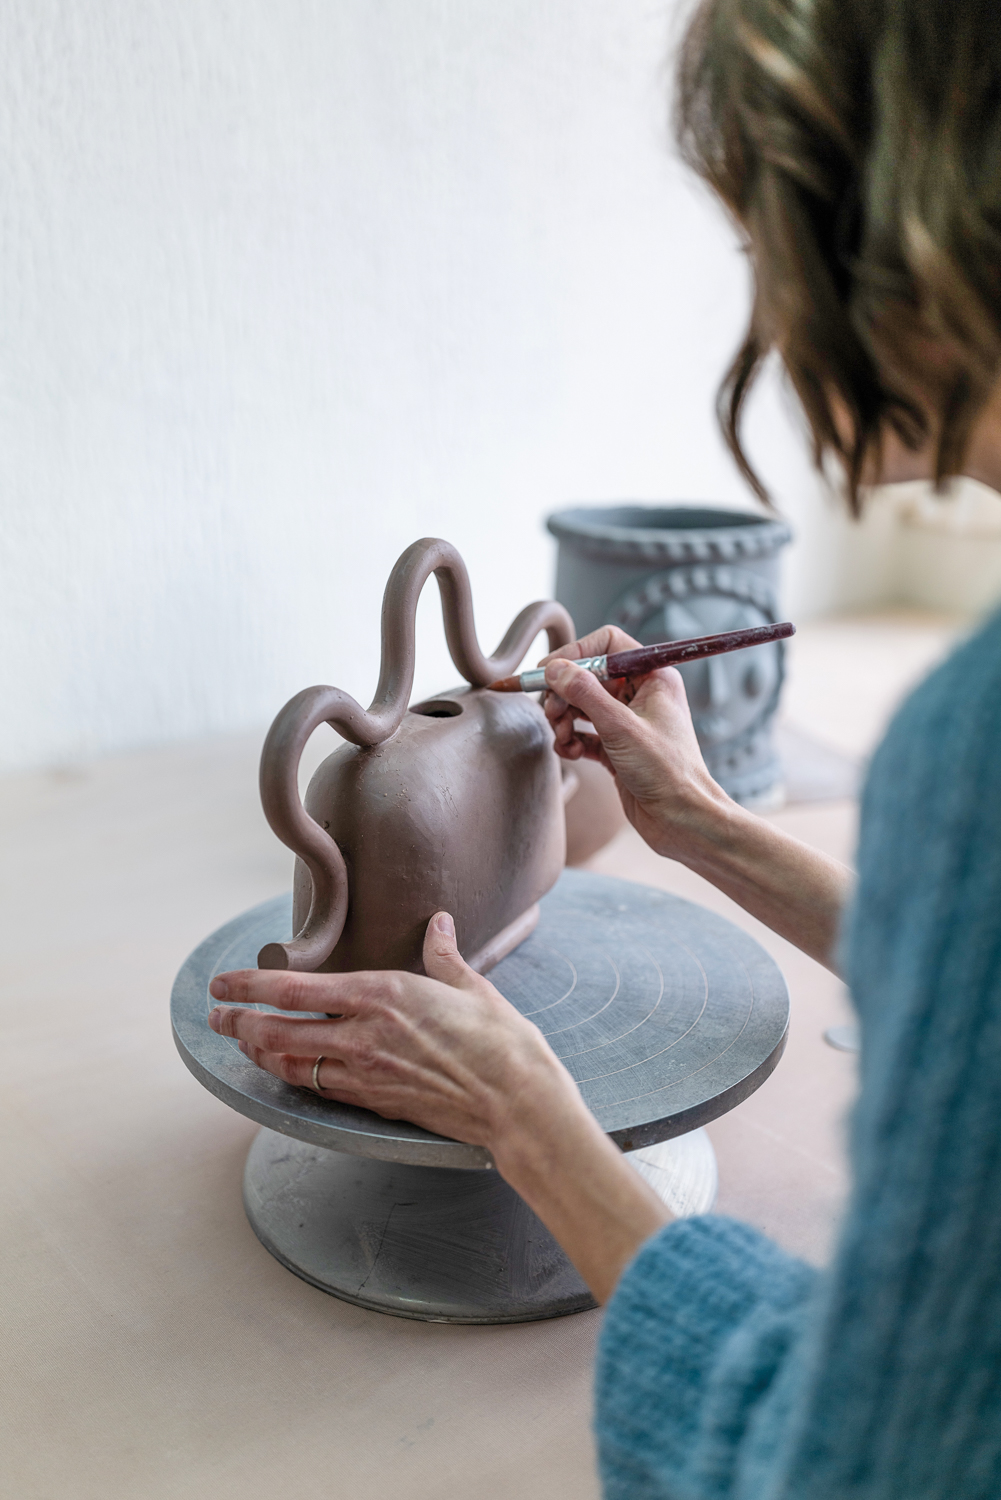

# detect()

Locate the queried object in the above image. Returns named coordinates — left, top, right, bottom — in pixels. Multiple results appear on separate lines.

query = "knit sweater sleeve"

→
left=595, top=1216, right=816, bottom=1499
left=594, top=612, right=1001, bottom=1500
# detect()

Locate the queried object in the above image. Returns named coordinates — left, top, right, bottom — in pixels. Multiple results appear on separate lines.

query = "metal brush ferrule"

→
left=575, top=654, right=610, bottom=678
left=517, top=654, right=609, bottom=692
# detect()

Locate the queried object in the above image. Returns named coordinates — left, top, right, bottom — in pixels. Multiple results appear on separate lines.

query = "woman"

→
left=209, top=0, right=1001, bottom=1493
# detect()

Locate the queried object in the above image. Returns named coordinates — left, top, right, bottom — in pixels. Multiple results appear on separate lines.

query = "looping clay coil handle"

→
left=258, top=537, right=575, bottom=971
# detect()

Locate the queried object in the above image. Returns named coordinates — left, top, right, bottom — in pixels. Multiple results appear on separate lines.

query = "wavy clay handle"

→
left=258, top=537, right=575, bottom=971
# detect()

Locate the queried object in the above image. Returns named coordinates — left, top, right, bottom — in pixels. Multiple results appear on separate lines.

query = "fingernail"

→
left=209, top=977, right=228, bottom=999
left=436, top=912, right=455, bottom=938
left=238, top=1041, right=249, bottom=1055
left=208, top=1009, right=221, bottom=1032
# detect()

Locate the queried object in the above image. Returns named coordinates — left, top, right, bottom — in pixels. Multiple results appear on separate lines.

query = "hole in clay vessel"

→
left=410, top=699, right=463, bottom=718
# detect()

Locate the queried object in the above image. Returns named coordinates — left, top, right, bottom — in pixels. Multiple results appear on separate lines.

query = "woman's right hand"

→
left=541, top=626, right=732, bottom=864
left=542, top=626, right=853, bottom=972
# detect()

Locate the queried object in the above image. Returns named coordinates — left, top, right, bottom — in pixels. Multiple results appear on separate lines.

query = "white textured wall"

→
left=1, top=0, right=869, bottom=772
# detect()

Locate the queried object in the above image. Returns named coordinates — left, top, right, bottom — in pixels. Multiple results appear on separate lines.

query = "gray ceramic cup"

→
left=548, top=503, right=792, bottom=805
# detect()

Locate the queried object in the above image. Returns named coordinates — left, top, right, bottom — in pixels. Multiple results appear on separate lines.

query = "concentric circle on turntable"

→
left=172, top=869, right=788, bottom=1167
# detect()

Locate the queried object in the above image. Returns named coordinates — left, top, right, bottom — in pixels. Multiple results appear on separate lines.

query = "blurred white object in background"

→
left=856, top=479, right=1001, bottom=617
left=0, top=0, right=838, bottom=775
left=894, top=479, right=1001, bottom=615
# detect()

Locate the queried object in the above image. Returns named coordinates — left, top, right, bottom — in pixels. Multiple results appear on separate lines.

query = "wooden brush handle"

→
left=605, top=620, right=794, bottom=677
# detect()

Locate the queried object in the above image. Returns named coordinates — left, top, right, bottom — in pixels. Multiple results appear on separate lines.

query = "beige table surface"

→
left=0, top=611, right=961, bottom=1500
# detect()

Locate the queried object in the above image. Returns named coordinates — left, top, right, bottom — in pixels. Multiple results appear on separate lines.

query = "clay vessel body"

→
left=297, top=687, right=565, bottom=973
left=258, top=537, right=574, bottom=974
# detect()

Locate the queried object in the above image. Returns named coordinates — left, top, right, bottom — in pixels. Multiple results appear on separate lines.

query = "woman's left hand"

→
left=208, top=911, right=671, bottom=1303
left=208, top=911, right=571, bottom=1155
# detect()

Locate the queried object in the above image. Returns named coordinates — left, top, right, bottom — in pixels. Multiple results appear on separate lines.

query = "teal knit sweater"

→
left=595, top=612, right=1001, bottom=1498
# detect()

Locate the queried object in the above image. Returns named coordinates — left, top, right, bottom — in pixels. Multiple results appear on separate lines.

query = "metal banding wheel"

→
left=172, top=869, right=789, bottom=1322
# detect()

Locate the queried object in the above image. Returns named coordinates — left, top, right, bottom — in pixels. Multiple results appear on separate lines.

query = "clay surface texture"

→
left=257, top=537, right=574, bottom=973
left=297, top=686, right=565, bottom=972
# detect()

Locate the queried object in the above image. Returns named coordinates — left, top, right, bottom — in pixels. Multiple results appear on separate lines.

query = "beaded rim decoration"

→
left=546, top=508, right=792, bottom=567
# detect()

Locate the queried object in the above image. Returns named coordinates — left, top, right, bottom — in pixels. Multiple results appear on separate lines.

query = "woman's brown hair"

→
left=676, top=0, right=1001, bottom=512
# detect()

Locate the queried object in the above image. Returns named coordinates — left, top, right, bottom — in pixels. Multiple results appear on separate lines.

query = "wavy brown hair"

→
left=676, top=0, right=1001, bottom=513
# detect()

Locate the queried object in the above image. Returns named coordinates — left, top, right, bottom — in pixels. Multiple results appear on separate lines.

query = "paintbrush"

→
left=487, top=619, right=795, bottom=692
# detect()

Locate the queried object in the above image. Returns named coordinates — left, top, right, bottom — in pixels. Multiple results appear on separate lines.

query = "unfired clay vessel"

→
left=257, top=537, right=575, bottom=975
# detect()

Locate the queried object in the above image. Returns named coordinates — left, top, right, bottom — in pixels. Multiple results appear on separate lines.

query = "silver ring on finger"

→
left=311, top=1055, right=326, bottom=1094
